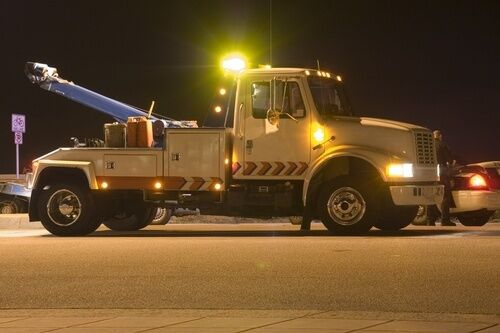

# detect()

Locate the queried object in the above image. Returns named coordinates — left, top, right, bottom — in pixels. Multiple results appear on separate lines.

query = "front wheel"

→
left=317, top=177, right=378, bottom=234
left=0, top=196, right=21, bottom=214
left=37, top=184, right=101, bottom=236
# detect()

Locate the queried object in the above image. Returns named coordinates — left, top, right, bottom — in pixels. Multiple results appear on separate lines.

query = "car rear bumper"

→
left=451, top=190, right=500, bottom=213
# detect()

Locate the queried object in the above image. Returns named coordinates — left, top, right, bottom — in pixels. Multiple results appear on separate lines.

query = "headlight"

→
left=386, top=163, right=414, bottom=178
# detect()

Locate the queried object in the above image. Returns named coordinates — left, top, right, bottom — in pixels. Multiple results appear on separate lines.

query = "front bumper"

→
left=389, top=184, right=444, bottom=206
left=451, top=190, right=500, bottom=213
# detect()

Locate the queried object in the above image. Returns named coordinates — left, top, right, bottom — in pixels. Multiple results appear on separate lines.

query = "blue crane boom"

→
left=24, top=62, right=192, bottom=128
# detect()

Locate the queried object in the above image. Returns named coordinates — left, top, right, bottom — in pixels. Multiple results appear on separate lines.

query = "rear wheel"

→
left=317, top=177, right=377, bottom=234
left=103, top=202, right=155, bottom=231
left=150, top=207, right=173, bottom=225
left=37, top=184, right=100, bottom=236
left=457, top=211, right=494, bottom=226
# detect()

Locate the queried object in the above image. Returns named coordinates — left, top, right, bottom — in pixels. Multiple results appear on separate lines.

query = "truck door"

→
left=236, top=77, right=311, bottom=179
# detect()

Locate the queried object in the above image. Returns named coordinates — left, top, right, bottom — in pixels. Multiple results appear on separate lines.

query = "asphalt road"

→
left=0, top=223, right=499, bottom=315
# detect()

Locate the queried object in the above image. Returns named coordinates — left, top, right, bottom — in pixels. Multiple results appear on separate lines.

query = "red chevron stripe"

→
left=295, top=162, right=308, bottom=175
left=258, top=162, right=272, bottom=175
left=284, top=162, right=297, bottom=176
left=243, top=162, right=257, bottom=175
left=272, top=162, right=285, bottom=175
left=189, top=177, right=205, bottom=190
left=232, top=162, right=241, bottom=175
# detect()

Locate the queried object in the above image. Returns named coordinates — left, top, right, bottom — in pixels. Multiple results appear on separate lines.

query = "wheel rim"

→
left=46, top=189, right=82, bottom=226
left=326, top=186, right=366, bottom=226
left=153, top=208, right=166, bottom=222
left=0, top=201, right=17, bottom=214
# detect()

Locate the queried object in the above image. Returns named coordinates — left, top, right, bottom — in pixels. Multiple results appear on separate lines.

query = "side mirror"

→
left=266, top=109, right=280, bottom=126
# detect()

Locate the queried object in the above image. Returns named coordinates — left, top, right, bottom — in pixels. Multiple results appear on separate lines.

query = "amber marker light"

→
left=225, top=158, right=229, bottom=165
left=214, top=183, right=222, bottom=190
left=219, top=88, right=226, bottom=95
left=214, top=106, right=222, bottom=113
left=154, top=182, right=162, bottom=189
left=313, top=128, right=325, bottom=143
left=100, top=181, right=109, bottom=189
left=336, top=75, right=343, bottom=82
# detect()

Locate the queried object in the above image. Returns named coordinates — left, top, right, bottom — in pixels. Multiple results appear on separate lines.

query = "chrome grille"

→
left=414, top=131, right=435, bottom=165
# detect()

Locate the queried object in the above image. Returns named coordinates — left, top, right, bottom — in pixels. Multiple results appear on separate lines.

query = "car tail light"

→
left=469, top=174, right=488, bottom=190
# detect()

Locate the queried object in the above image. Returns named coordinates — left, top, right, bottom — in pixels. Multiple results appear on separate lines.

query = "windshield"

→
left=307, top=76, right=353, bottom=117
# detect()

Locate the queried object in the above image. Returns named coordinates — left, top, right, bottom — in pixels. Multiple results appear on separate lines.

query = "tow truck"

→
left=25, top=59, right=443, bottom=236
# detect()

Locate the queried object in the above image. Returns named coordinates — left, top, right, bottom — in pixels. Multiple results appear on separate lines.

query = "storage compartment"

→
left=127, top=116, right=153, bottom=148
left=104, top=122, right=126, bottom=147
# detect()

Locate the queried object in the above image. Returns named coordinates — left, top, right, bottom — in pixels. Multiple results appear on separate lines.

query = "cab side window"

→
left=251, top=82, right=270, bottom=119
left=251, top=81, right=305, bottom=119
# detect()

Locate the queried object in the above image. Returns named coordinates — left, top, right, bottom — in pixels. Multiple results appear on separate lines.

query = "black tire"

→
left=150, top=207, right=173, bottom=225
left=457, top=212, right=493, bottom=226
left=317, top=176, right=378, bottom=234
left=103, top=203, right=155, bottom=231
left=375, top=206, right=418, bottom=231
left=37, top=184, right=101, bottom=236
left=0, top=196, right=20, bottom=214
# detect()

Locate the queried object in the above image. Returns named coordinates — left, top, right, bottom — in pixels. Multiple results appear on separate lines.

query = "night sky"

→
left=1, top=0, right=499, bottom=173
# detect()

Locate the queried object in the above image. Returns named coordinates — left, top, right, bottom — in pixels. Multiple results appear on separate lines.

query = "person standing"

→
left=432, top=130, right=456, bottom=226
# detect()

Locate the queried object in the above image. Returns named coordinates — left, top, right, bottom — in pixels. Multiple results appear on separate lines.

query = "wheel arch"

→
left=29, top=164, right=97, bottom=222
left=303, top=153, right=386, bottom=216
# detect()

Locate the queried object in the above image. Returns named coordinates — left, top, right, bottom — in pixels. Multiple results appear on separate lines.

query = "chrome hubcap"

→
left=327, top=187, right=366, bottom=226
left=46, top=189, right=82, bottom=226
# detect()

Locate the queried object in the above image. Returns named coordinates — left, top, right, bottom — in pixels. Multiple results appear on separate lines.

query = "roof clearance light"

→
left=219, top=88, right=226, bottom=95
left=317, top=71, right=322, bottom=76
left=470, top=174, right=487, bottom=188
left=326, top=72, right=331, bottom=78
left=214, top=106, right=222, bottom=113
left=305, top=70, right=310, bottom=76
left=222, top=56, right=246, bottom=72
left=336, top=75, right=342, bottom=82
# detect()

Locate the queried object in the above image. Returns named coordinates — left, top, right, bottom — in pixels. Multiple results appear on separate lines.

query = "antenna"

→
left=316, top=60, right=321, bottom=71
left=269, top=0, right=272, bottom=65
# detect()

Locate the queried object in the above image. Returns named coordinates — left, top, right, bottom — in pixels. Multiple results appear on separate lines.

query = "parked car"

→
left=414, top=161, right=500, bottom=226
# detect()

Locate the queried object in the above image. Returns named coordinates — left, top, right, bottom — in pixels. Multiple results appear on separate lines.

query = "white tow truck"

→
left=26, top=60, right=443, bottom=235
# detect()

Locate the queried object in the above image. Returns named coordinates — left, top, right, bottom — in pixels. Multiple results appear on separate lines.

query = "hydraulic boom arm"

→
left=24, top=62, right=191, bottom=128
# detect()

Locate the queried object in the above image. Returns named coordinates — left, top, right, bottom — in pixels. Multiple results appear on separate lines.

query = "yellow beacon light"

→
left=222, top=54, right=247, bottom=73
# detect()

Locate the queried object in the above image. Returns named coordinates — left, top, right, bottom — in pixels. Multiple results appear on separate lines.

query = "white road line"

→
left=0, top=230, right=50, bottom=237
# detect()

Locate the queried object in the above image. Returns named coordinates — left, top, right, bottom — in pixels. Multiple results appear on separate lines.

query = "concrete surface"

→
left=0, top=309, right=499, bottom=333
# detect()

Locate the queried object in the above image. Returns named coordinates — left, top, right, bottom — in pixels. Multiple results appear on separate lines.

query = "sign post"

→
left=12, top=114, right=26, bottom=179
